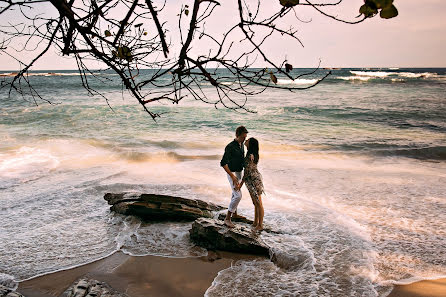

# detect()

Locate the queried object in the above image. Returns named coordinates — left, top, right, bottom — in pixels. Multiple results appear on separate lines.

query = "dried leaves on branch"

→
left=0, top=0, right=398, bottom=119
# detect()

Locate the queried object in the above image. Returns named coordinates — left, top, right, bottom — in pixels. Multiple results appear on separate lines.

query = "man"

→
left=220, top=125, right=248, bottom=228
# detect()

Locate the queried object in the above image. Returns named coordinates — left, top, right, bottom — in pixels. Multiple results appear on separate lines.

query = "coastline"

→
left=17, top=251, right=263, bottom=297
left=17, top=251, right=446, bottom=297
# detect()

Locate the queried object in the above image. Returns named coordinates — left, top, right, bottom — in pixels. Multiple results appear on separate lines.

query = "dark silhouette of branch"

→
left=145, top=0, right=168, bottom=58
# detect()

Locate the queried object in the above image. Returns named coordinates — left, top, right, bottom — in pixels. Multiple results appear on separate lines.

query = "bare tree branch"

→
left=1, top=0, right=398, bottom=120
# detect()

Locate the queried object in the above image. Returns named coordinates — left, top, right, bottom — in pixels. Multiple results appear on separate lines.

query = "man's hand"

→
left=231, top=175, right=239, bottom=189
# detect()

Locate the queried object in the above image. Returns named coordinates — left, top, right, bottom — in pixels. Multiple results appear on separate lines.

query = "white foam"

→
left=0, top=273, right=17, bottom=290
left=118, top=221, right=207, bottom=257
left=398, top=72, right=437, bottom=78
left=350, top=70, right=438, bottom=79
left=337, top=76, right=373, bottom=81
left=276, top=78, right=318, bottom=85
left=0, top=146, right=59, bottom=182
left=350, top=71, right=395, bottom=77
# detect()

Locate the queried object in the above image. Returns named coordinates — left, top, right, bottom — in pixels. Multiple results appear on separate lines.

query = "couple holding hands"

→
left=220, top=126, right=265, bottom=231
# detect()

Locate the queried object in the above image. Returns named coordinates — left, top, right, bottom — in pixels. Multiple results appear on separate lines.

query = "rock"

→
left=189, top=218, right=270, bottom=257
left=61, top=278, right=127, bottom=297
left=217, top=213, right=254, bottom=224
left=104, top=193, right=225, bottom=221
left=0, top=286, right=24, bottom=297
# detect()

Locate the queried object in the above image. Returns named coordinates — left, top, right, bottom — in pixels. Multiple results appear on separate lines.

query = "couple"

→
left=220, top=126, right=264, bottom=231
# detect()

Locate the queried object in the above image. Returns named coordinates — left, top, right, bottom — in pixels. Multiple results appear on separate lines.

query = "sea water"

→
left=0, top=68, right=445, bottom=296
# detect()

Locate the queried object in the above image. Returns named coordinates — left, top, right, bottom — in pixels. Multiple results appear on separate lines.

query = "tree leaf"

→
left=285, top=63, right=293, bottom=73
left=270, top=72, right=278, bottom=84
left=279, top=0, right=299, bottom=8
left=380, top=4, right=398, bottom=19
left=359, top=4, right=378, bottom=18
left=185, top=9, right=189, bottom=16
left=115, top=46, right=133, bottom=62
left=372, top=0, right=393, bottom=9
left=143, top=32, right=148, bottom=36
left=104, top=30, right=112, bottom=37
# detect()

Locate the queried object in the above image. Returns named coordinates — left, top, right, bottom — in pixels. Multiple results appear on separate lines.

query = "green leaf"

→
left=279, top=0, right=299, bottom=8
left=185, top=9, right=189, bottom=16
left=104, top=30, right=112, bottom=37
left=380, top=4, right=398, bottom=19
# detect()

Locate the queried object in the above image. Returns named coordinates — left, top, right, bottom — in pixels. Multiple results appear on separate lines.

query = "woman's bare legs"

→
left=252, top=203, right=259, bottom=227
left=255, top=195, right=264, bottom=231
left=250, top=193, right=262, bottom=229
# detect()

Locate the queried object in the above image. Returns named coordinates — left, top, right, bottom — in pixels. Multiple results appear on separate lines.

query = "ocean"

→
left=1, top=68, right=445, bottom=296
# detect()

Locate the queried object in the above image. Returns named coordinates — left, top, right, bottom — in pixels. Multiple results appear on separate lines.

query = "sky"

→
left=0, top=0, right=445, bottom=70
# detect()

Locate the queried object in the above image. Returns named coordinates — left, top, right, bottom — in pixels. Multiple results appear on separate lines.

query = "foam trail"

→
left=0, top=273, right=17, bottom=290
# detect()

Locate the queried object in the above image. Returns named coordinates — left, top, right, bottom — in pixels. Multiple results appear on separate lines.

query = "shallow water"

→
left=1, top=68, right=445, bottom=296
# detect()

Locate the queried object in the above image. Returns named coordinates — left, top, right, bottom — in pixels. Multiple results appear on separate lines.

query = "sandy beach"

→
left=17, top=250, right=446, bottom=297
left=18, top=251, right=263, bottom=297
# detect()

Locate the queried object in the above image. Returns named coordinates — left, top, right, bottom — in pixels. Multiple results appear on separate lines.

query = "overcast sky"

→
left=0, top=0, right=445, bottom=70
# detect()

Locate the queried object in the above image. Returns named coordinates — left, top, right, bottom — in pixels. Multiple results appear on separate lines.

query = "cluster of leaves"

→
left=359, top=0, right=398, bottom=19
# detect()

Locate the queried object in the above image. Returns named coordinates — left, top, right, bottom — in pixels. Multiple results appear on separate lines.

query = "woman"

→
left=236, top=137, right=264, bottom=231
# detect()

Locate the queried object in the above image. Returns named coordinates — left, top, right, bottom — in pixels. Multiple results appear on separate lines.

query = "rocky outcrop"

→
left=189, top=218, right=270, bottom=257
left=104, top=193, right=225, bottom=221
left=0, top=286, right=24, bottom=297
left=61, top=278, right=127, bottom=297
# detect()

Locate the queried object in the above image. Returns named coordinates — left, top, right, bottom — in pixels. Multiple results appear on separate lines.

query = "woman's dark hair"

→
left=247, top=138, right=259, bottom=164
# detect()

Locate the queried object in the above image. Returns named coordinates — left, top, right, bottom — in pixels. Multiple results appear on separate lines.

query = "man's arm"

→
left=221, top=145, right=239, bottom=188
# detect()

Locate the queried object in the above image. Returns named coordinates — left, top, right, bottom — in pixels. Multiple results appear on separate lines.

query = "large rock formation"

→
left=189, top=218, right=270, bottom=257
left=104, top=193, right=225, bottom=221
left=61, top=278, right=127, bottom=297
left=0, top=286, right=24, bottom=297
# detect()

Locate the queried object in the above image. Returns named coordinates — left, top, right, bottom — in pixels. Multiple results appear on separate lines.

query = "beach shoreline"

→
left=17, top=251, right=263, bottom=297
left=16, top=251, right=446, bottom=297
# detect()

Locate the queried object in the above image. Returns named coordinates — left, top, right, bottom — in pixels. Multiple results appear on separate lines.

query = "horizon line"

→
left=1, top=67, right=446, bottom=72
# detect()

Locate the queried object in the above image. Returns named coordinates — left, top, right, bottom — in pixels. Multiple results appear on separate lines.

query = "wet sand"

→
left=18, top=252, right=446, bottom=297
left=387, top=278, right=446, bottom=297
left=18, top=251, right=262, bottom=297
